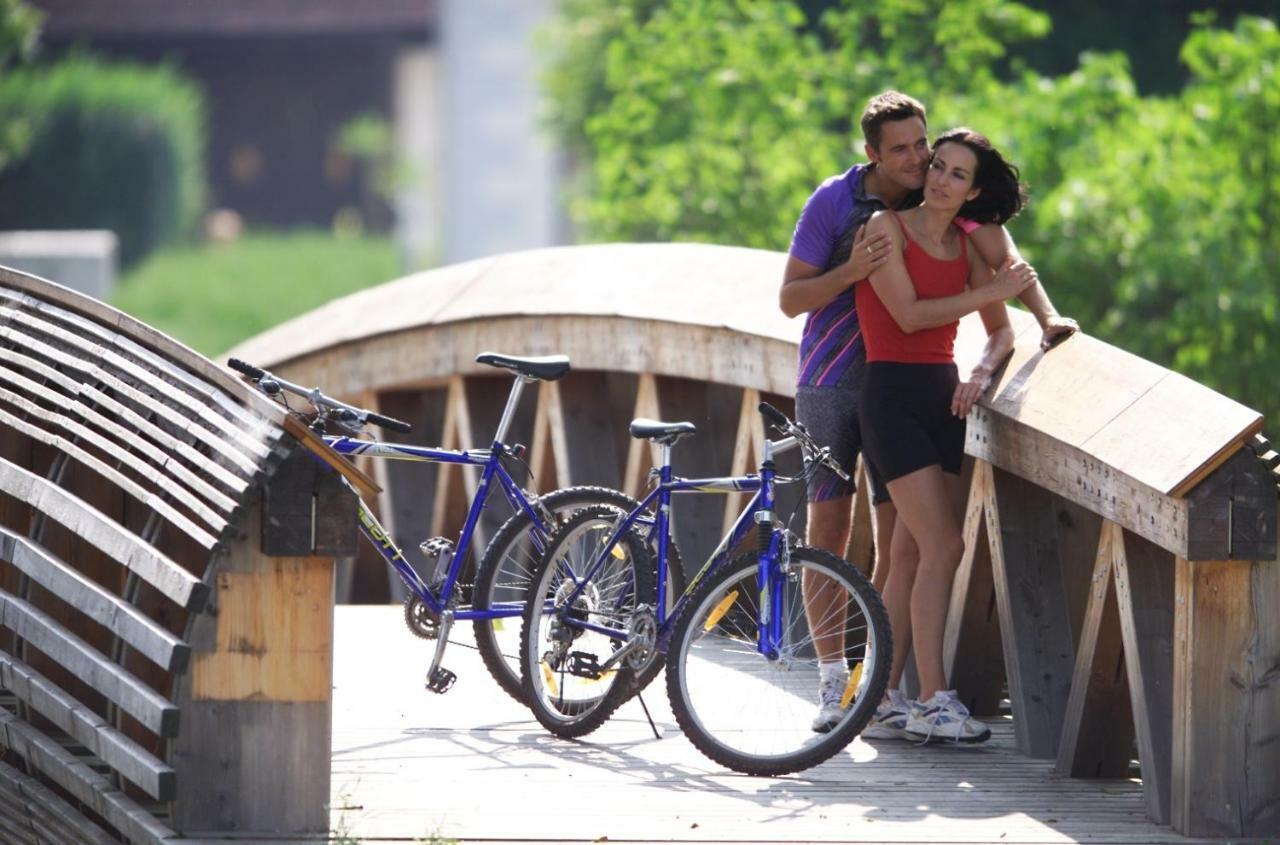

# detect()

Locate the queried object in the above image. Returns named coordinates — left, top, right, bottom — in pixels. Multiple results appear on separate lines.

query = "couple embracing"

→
left=779, top=92, right=1078, bottom=743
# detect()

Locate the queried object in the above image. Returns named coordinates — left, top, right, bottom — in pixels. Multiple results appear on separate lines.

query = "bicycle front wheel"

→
left=665, top=547, right=891, bottom=775
left=520, top=505, right=656, bottom=738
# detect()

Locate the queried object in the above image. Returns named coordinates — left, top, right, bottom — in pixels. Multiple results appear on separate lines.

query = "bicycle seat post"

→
left=493, top=374, right=536, bottom=446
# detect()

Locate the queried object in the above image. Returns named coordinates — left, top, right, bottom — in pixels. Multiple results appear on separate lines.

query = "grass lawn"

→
left=111, top=230, right=401, bottom=357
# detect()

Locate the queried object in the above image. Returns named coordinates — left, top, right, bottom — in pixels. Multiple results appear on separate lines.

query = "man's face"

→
left=865, top=117, right=929, bottom=191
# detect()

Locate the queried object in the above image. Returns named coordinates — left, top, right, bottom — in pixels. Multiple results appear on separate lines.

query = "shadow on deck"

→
left=328, top=606, right=1225, bottom=845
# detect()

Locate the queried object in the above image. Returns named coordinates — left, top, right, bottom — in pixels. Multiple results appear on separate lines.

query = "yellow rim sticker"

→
left=610, top=543, right=627, bottom=560
left=540, top=662, right=559, bottom=697
left=840, top=662, right=863, bottom=709
left=703, top=590, right=739, bottom=631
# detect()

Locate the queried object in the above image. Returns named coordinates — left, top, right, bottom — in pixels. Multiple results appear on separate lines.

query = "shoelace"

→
left=915, top=696, right=970, bottom=745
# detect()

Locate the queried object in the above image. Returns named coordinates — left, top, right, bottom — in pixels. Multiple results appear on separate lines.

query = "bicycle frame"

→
left=330, top=436, right=544, bottom=622
left=553, top=435, right=799, bottom=658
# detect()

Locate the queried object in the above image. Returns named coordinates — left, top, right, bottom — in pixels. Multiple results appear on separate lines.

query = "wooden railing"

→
left=0, top=264, right=356, bottom=843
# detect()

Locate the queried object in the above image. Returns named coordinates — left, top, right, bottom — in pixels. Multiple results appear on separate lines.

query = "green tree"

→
left=0, top=0, right=41, bottom=168
left=543, top=1, right=1280, bottom=425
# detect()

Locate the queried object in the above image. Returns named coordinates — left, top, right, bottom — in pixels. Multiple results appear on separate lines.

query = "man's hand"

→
left=1039, top=315, right=1079, bottom=351
left=845, top=224, right=892, bottom=282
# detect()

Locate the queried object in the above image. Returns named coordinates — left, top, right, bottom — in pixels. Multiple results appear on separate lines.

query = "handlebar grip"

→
left=758, top=402, right=790, bottom=429
left=227, top=358, right=265, bottom=380
left=366, top=411, right=413, bottom=434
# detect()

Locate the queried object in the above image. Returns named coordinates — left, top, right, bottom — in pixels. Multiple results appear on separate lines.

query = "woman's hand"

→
left=990, top=256, right=1038, bottom=300
left=951, top=371, right=993, bottom=418
left=844, top=224, right=893, bottom=282
left=1039, top=314, right=1080, bottom=351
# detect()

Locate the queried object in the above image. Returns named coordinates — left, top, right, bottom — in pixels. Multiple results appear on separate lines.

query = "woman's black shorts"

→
left=859, top=362, right=966, bottom=483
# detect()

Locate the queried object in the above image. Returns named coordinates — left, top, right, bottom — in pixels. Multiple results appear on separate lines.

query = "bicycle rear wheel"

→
left=520, top=505, right=656, bottom=738
left=473, top=486, right=640, bottom=704
left=665, top=547, right=890, bottom=775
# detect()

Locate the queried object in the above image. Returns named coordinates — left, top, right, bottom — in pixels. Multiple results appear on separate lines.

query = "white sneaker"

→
left=809, top=669, right=849, bottom=733
left=862, top=688, right=912, bottom=740
left=905, top=690, right=991, bottom=744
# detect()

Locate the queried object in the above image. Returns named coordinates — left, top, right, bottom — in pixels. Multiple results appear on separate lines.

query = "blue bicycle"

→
left=520, top=402, right=891, bottom=775
left=228, top=352, right=674, bottom=705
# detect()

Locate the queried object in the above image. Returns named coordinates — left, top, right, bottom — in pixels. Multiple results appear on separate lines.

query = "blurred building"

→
left=32, top=0, right=562, bottom=268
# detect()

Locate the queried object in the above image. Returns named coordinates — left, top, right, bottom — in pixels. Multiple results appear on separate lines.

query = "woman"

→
left=857, top=128, right=1035, bottom=743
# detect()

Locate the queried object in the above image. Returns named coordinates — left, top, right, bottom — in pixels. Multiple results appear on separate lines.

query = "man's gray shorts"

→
left=794, top=384, right=890, bottom=505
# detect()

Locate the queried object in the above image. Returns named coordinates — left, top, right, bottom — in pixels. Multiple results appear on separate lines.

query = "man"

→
left=779, top=91, right=1077, bottom=734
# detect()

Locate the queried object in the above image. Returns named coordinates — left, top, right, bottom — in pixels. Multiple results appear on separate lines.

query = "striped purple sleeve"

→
left=788, top=181, right=842, bottom=269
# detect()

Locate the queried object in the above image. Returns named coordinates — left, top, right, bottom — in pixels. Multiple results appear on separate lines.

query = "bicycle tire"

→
left=665, top=547, right=891, bottom=776
left=472, top=486, right=638, bottom=704
left=473, top=487, right=684, bottom=705
left=520, top=505, right=656, bottom=738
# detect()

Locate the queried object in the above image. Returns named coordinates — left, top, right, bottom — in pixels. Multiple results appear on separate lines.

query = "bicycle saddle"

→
left=475, top=352, right=570, bottom=381
left=629, top=418, right=697, bottom=445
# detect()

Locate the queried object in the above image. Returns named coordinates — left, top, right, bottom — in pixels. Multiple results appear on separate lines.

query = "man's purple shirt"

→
left=789, top=164, right=885, bottom=388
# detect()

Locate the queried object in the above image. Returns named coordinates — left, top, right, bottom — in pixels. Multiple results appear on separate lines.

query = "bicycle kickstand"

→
left=425, top=609, right=457, bottom=693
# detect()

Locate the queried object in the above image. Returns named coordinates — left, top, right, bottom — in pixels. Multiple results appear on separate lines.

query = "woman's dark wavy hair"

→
left=932, top=128, right=1027, bottom=225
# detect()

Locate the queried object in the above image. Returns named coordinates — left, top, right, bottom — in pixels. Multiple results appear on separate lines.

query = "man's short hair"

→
left=860, top=91, right=927, bottom=150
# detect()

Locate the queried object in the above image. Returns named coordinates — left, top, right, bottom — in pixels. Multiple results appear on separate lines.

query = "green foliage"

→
left=0, top=0, right=41, bottom=169
left=543, top=1, right=1280, bottom=425
left=0, top=54, right=206, bottom=266
left=111, top=231, right=399, bottom=356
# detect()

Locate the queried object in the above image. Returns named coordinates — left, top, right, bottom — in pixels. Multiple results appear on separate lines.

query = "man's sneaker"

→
left=904, top=690, right=991, bottom=744
left=862, top=688, right=912, bottom=740
left=809, top=670, right=849, bottom=733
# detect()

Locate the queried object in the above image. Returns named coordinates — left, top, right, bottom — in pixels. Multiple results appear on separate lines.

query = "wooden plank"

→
left=529, top=380, right=562, bottom=494
left=0, top=345, right=251, bottom=497
left=987, top=466, right=1077, bottom=758
left=281, top=415, right=380, bottom=501
left=0, top=589, right=179, bottom=737
left=1054, top=521, right=1134, bottom=779
left=0, top=389, right=222, bottom=546
left=1184, top=445, right=1277, bottom=562
left=1114, top=529, right=1175, bottom=824
left=0, top=325, right=263, bottom=479
left=622, top=373, right=662, bottom=499
left=0, top=528, right=188, bottom=672
left=0, top=456, right=208, bottom=610
left=552, top=370, right=625, bottom=491
left=0, top=306, right=273, bottom=462
left=430, top=376, right=476, bottom=540
left=0, top=758, right=119, bottom=845
left=1172, top=556, right=1280, bottom=837
left=0, top=358, right=239, bottom=514
left=0, top=652, right=175, bottom=800
left=0, top=709, right=176, bottom=845
left=191, top=558, right=334, bottom=702
left=967, top=407, right=1190, bottom=559
left=943, top=460, right=1006, bottom=717
left=721, top=387, right=762, bottom=537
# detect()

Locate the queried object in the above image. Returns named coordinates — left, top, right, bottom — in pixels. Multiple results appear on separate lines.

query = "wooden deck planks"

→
left=330, top=605, right=1217, bottom=845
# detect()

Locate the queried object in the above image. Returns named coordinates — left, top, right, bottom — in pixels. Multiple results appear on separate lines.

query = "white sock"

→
left=818, top=659, right=846, bottom=683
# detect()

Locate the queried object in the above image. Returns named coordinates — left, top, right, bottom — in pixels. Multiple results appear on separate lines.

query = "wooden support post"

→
left=431, top=376, right=476, bottom=541
left=530, top=380, right=564, bottom=494
left=623, top=373, right=662, bottom=500
left=1172, top=554, right=1280, bottom=837
left=1114, top=529, right=1175, bottom=824
left=987, top=465, right=1078, bottom=758
left=172, top=448, right=354, bottom=835
left=843, top=458, right=875, bottom=579
left=721, top=388, right=762, bottom=537
left=943, top=460, right=1007, bottom=717
left=1055, top=520, right=1134, bottom=779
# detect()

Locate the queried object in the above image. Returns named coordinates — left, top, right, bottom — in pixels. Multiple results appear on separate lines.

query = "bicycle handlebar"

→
left=228, top=358, right=413, bottom=434
left=757, top=401, right=849, bottom=482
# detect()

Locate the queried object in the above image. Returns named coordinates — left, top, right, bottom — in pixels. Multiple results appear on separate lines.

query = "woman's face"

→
left=925, top=142, right=981, bottom=211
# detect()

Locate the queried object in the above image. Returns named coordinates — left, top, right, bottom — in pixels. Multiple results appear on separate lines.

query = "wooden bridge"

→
left=0, top=244, right=1276, bottom=843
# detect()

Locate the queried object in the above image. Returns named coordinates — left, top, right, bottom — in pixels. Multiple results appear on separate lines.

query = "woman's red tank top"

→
left=856, top=211, right=970, bottom=364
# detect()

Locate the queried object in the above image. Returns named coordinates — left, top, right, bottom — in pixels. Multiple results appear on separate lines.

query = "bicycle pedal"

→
left=566, top=651, right=603, bottom=680
left=426, top=666, right=457, bottom=694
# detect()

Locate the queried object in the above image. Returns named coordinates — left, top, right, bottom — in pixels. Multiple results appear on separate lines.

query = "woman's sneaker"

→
left=809, top=669, right=849, bottom=733
left=905, top=690, right=991, bottom=744
left=862, top=689, right=912, bottom=740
